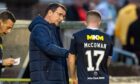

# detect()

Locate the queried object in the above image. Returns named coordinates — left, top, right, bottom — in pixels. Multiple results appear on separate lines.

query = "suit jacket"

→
left=28, top=16, right=69, bottom=84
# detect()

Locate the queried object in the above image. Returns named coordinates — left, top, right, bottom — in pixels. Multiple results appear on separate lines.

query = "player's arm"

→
left=68, top=34, right=78, bottom=84
left=107, top=56, right=112, bottom=67
left=67, top=53, right=78, bottom=84
left=108, top=37, right=113, bottom=67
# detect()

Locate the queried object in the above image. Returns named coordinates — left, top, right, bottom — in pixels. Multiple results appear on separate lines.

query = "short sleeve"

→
left=109, top=37, right=113, bottom=56
left=69, top=35, right=77, bottom=54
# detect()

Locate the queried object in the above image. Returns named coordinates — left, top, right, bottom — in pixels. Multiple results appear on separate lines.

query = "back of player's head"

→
left=0, top=10, right=16, bottom=23
left=86, top=10, right=101, bottom=23
left=43, top=3, right=66, bottom=17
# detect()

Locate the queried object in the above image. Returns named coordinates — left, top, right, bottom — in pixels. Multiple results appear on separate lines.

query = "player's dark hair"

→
left=0, top=10, right=16, bottom=23
left=87, top=10, right=102, bottom=20
left=43, top=3, right=66, bottom=17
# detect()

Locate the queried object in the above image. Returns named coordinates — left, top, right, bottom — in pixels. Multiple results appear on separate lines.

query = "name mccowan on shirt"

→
left=84, top=42, right=107, bottom=49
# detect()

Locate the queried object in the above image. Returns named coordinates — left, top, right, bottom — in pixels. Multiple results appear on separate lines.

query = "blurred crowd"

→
left=0, top=0, right=140, bottom=64
left=0, top=0, right=127, bottom=20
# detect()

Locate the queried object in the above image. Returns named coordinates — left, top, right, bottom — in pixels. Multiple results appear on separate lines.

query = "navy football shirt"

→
left=69, top=28, right=113, bottom=84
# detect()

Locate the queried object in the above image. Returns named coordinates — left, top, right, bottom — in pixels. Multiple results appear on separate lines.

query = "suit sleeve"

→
left=32, top=25, right=68, bottom=58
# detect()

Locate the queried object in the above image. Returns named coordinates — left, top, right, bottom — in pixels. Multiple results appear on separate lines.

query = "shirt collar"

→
left=87, top=26, right=99, bottom=30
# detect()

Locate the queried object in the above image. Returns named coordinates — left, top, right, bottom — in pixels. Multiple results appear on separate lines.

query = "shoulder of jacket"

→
left=32, top=24, right=50, bottom=31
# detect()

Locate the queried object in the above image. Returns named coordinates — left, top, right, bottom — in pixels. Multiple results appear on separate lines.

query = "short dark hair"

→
left=43, top=3, right=66, bottom=17
left=0, top=10, right=16, bottom=23
left=87, top=10, right=102, bottom=20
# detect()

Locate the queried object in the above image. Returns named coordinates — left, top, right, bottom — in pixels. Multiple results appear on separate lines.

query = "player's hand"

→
left=2, top=58, right=15, bottom=67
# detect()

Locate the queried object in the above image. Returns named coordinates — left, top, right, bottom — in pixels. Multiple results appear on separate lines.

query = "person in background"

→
left=115, top=0, right=138, bottom=62
left=66, top=0, right=87, bottom=21
left=96, top=0, right=117, bottom=39
left=28, top=3, right=69, bottom=84
left=0, top=10, right=16, bottom=76
left=126, top=1, right=140, bottom=65
left=68, top=10, right=113, bottom=84
left=84, top=0, right=101, bottom=10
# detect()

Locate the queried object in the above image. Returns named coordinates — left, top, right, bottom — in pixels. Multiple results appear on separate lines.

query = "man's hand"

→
left=2, top=58, right=15, bottom=67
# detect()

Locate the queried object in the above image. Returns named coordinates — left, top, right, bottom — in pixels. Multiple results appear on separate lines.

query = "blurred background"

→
left=0, top=0, right=140, bottom=84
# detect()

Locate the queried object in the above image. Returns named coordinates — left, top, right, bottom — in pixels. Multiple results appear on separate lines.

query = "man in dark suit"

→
left=28, top=3, right=69, bottom=84
left=0, top=10, right=16, bottom=76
